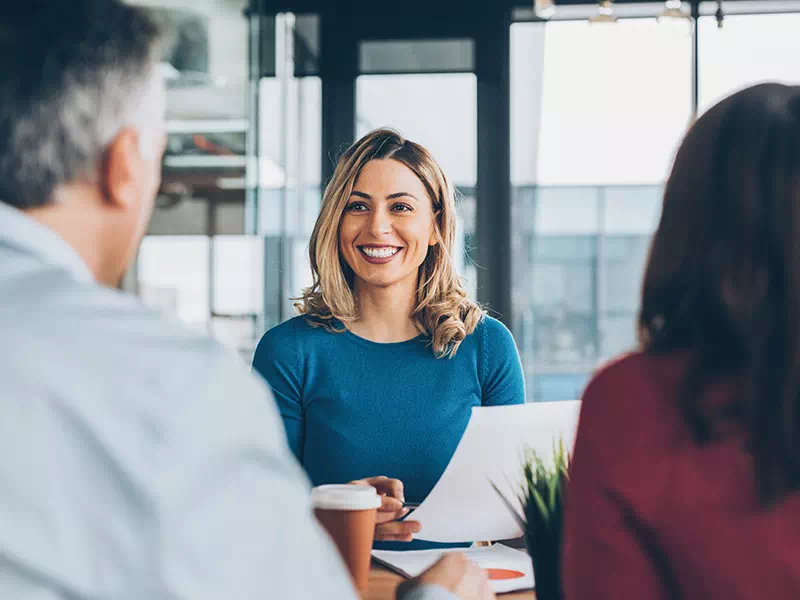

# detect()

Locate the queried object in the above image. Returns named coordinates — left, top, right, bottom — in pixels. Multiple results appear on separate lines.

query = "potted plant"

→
left=493, top=440, right=571, bottom=600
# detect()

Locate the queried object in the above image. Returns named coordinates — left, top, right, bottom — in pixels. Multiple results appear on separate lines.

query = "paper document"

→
left=372, top=544, right=534, bottom=594
left=411, top=401, right=581, bottom=543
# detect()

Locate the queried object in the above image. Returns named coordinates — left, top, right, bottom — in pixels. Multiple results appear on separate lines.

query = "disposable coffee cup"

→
left=312, top=484, right=382, bottom=592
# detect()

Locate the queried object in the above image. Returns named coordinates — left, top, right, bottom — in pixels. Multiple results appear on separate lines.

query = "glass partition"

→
left=131, top=0, right=257, bottom=359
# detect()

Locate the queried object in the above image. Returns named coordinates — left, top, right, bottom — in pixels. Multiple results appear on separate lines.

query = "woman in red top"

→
left=562, top=83, right=800, bottom=599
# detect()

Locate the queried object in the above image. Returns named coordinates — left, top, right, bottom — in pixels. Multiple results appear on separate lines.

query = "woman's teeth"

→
left=361, top=247, right=400, bottom=258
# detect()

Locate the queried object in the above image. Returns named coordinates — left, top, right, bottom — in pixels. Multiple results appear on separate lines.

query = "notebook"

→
left=371, top=543, right=534, bottom=594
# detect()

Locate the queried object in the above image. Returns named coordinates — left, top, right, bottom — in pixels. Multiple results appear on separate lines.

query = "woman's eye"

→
left=392, top=204, right=413, bottom=212
left=346, top=202, right=368, bottom=212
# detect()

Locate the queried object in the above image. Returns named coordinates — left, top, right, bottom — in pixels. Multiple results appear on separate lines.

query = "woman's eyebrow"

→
left=387, top=192, right=419, bottom=201
left=350, top=190, right=419, bottom=202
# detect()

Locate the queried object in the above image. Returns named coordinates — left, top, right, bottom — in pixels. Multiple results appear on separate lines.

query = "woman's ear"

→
left=429, top=210, right=442, bottom=246
left=429, top=224, right=440, bottom=247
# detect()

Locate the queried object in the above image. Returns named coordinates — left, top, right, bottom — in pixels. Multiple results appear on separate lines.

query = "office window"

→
left=698, top=12, right=800, bottom=112
left=511, top=19, right=689, bottom=400
left=359, top=39, right=474, bottom=74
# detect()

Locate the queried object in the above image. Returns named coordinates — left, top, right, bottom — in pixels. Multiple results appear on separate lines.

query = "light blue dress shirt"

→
left=0, top=202, right=454, bottom=600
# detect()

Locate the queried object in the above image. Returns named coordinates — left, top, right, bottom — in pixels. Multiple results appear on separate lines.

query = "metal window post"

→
left=475, top=6, right=514, bottom=326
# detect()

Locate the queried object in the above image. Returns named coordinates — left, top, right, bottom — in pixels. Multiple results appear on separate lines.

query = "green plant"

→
left=493, top=440, right=571, bottom=600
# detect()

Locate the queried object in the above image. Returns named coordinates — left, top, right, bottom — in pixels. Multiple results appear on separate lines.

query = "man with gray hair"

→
left=0, top=2, right=492, bottom=599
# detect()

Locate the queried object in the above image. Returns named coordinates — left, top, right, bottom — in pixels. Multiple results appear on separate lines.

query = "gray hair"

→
left=0, top=1, right=163, bottom=209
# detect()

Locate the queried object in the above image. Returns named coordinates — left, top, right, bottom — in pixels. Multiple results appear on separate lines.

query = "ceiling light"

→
left=534, top=0, right=556, bottom=19
left=589, top=0, right=617, bottom=24
left=657, top=0, right=691, bottom=22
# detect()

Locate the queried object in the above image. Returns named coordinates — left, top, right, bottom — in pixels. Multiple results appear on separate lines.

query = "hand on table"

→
left=397, top=553, right=496, bottom=600
left=350, top=476, right=421, bottom=542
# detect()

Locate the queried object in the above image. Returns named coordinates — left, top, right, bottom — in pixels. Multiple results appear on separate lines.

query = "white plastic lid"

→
left=311, top=484, right=382, bottom=511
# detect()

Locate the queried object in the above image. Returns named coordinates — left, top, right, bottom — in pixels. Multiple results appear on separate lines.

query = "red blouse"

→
left=562, top=351, right=800, bottom=599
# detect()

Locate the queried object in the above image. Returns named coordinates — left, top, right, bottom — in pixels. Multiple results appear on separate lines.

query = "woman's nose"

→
left=368, top=209, right=393, bottom=235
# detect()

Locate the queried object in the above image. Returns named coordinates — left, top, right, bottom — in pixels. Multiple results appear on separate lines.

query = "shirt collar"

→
left=0, top=202, right=95, bottom=283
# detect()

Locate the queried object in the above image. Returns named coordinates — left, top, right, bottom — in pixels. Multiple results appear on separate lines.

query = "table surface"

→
left=366, top=563, right=536, bottom=600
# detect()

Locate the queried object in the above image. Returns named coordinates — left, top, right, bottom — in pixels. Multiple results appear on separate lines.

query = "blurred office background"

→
left=124, top=0, right=800, bottom=401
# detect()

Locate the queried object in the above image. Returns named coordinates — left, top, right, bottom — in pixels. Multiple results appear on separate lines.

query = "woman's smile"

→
left=358, top=245, right=403, bottom=263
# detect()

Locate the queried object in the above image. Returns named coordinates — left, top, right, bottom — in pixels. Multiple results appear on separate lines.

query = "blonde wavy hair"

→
left=296, top=128, right=483, bottom=357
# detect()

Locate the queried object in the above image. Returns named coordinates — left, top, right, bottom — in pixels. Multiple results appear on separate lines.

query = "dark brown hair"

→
left=639, top=83, right=800, bottom=505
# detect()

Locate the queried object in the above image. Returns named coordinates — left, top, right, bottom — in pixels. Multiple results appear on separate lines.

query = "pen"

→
left=393, top=502, right=420, bottom=522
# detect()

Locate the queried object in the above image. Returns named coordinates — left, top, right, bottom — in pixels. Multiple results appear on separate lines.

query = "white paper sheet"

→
left=372, top=544, right=534, bottom=594
left=411, top=401, right=582, bottom=543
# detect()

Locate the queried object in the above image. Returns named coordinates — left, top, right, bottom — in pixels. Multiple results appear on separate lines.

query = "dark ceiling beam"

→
left=248, top=0, right=707, bottom=14
left=249, top=0, right=513, bottom=13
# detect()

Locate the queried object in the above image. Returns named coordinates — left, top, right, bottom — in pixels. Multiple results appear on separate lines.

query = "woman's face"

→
left=338, top=159, right=437, bottom=294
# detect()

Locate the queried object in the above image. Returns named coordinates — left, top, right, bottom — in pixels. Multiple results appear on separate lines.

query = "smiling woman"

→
left=298, top=128, right=482, bottom=357
left=340, top=159, right=435, bottom=287
left=252, top=129, right=526, bottom=551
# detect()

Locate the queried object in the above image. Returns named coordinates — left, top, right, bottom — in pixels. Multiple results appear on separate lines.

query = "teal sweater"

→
left=252, top=315, right=525, bottom=550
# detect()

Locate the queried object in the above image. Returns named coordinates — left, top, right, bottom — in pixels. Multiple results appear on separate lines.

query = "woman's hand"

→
left=349, top=476, right=421, bottom=542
